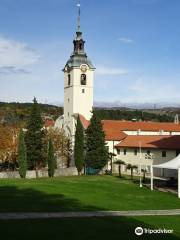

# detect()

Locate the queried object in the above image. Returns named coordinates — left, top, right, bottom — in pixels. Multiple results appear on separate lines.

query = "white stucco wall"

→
left=124, top=130, right=180, bottom=135
left=64, top=67, right=94, bottom=137
left=105, top=139, right=178, bottom=177
left=115, top=147, right=177, bottom=177
left=170, top=132, right=180, bottom=135
left=106, top=140, right=120, bottom=153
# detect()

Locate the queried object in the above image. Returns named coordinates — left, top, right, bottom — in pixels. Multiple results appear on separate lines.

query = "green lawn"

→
left=0, top=175, right=179, bottom=212
left=0, top=216, right=180, bottom=240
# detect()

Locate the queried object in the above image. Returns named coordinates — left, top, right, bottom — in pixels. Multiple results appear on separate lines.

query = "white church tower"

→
left=62, top=2, right=95, bottom=138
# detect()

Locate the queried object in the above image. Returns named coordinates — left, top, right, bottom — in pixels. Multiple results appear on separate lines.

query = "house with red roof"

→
left=79, top=115, right=180, bottom=177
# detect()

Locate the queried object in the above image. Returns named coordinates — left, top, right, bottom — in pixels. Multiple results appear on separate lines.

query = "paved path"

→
left=0, top=209, right=180, bottom=220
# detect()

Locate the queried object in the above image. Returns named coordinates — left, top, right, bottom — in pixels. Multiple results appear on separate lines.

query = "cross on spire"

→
left=77, top=1, right=81, bottom=32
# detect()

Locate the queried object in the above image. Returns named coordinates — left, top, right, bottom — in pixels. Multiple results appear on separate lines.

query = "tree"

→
left=66, top=139, right=72, bottom=168
left=141, top=169, right=147, bottom=183
left=25, top=98, right=44, bottom=172
left=45, top=127, right=71, bottom=168
left=17, top=129, right=27, bottom=178
left=127, top=164, right=138, bottom=180
left=47, top=138, right=56, bottom=178
left=114, top=160, right=126, bottom=178
left=0, top=125, right=18, bottom=164
left=108, top=152, right=116, bottom=175
left=74, top=115, right=85, bottom=175
left=85, top=112, right=108, bottom=170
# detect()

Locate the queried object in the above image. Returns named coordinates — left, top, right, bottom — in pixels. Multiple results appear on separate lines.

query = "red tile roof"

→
left=79, top=115, right=126, bottom=141
left=102, top=122, right=127, bottom=141
left=79, top=114, right=90, bottom=129
left=115, top=135, right=180, bottom=150
left=79, top=116, right=180, bottom=142
left=101, top=120, right=180, bottom=132
left=44, top=119, right=55, bottom=128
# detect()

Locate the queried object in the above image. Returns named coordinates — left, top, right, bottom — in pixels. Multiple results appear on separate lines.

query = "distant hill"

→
left=0, top=102, right=176, bottom=127
left=0, top=102, right=63, bottom=127
left=94, top=108, right=174, bottom=122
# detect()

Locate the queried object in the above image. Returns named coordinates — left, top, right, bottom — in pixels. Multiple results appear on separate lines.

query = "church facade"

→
left=54, top=4, right=180, bottom=178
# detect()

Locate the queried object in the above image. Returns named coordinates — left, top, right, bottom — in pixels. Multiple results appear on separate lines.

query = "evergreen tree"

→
left=18, top=129, right=27, bottom=178
left=74, top=115, right=85, bottom=175
left=85, top=112, right=108, bottom=170
left=25, top=98, right=44, bottom=170
left=47, top=138, right=56, bottom=178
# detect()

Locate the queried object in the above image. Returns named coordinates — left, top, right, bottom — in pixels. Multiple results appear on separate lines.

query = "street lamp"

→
left=139, top=141, right=142, bottom=188
left=145, top=153, right=154, bottom=187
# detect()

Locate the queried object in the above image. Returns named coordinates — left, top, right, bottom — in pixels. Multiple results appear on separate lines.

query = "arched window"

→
left=81, top=74, right=86, bottom=85
left=68, top=74, right=71, bottom=86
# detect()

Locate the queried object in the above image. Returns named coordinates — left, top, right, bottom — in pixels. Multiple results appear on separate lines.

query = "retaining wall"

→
left=0, top=167, right=78, bottom=179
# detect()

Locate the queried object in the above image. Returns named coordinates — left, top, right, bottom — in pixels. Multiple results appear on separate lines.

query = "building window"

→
left=68, top=74, right=71, bottom=86
left=162, top=151, right=166, bottom=157
left=68, top=98, right=70, bottom=103
left=81, top=74, right=86, bottom=85
left=82, top=89, right=85, bottom=93
left=124, top=149, right=127, bottom=155
left=117, top=149, right=120, bottom=155
left=68, top=112, right=69, bottom=117
left=147, top=150, right=151, bottom=155
left=134, top=149, right=138, bottom=155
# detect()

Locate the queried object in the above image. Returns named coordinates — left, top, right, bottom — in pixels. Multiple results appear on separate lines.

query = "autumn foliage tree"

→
left=0, top=124, right=18, bottom=163
left=45, top=127, right=71, bottom=168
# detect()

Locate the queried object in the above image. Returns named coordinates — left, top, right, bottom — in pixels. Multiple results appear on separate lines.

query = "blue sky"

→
left=0, top=0, right=180, bottom=106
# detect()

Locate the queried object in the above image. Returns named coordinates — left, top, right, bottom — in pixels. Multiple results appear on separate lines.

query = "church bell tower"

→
left=63, top=2, right=95, bottom=138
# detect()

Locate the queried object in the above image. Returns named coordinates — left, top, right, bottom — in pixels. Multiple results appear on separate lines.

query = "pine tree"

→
left=85, top=112, right=108, bottom=170
left=18, top=129, right=27, bottom=178
left=47, top=138, right=56, bottom=178
left=74, top=115, right=85, bottom=175
left=25, top=98, right=44, bottom=170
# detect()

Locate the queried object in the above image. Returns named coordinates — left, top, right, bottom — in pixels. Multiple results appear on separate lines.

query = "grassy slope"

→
left=0, top=216, right=180, bottom=240
left=0, top=176, right=179, bottom=212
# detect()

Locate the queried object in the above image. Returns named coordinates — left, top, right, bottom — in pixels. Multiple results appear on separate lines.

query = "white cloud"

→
left=96, top=66, right=128, bottom=75
left=118, top=37, right=134, bottom=44
left=0, top=36, right=40, bottom=74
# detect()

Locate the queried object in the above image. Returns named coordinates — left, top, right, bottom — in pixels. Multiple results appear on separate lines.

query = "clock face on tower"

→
left=80, top=64, right=88, bottom=73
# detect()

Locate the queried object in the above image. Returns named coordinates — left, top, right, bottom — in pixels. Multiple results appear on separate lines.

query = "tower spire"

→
left=77, top=1, right=81, bottom=32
